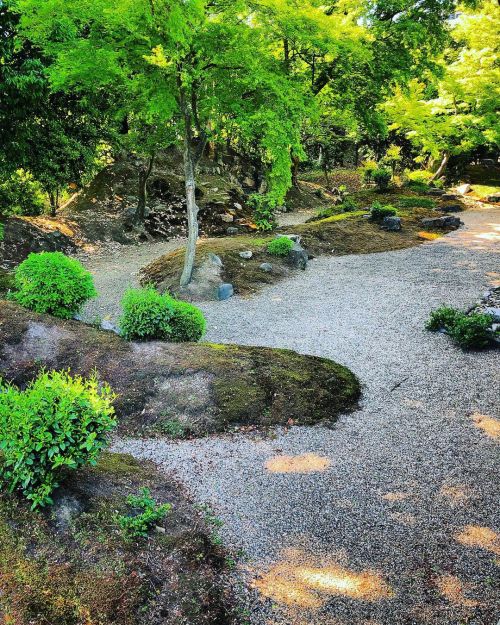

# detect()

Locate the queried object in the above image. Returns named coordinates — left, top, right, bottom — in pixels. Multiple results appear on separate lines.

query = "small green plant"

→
left=120, top=287, right=174, bottom=341
left=163, top=296, right=206, bottom=342
left=370, top=202, right=397, bottom=222
left=340, top=196, right=358, bottom=212
left=118, top=488, right=171, bottom=538
left=361, top=159, right=377, bottom=183
left=159, top=418, right=188, bottom=439
left=197, top=503, right=224, bottom=546
left=0, top=370, right=116, bottom=508
left=372, top=167, right=392, bottom=191
left=0, top=222, right=4, bottom=242
left=448, top=313, right=495, bottom=349
left=397, top=196, right=436, bottom=209
left=267, top=236, right=294, bottom=256
left=426, top=306, right=461, bottom=331
left=249, top=194, right=277, bottom=231
left=12, top=252, right=97, bottom=319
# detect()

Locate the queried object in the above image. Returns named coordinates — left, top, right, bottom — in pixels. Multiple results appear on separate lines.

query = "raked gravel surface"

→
left=111, top=207, right=500, bottom=624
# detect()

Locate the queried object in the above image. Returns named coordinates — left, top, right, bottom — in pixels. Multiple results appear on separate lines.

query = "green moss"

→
left=92, top=452, right=148, bottom=478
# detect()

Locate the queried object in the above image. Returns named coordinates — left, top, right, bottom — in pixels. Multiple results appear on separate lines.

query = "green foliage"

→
left=159, top=418, right=188, bottom=439
left=118, top=488, right=171, bottom=539
left=370, top=202, right=397, bottom=222
left=120, top=287, right=173, bottom=342
left=0, top=170, right=45, bottom=217
left=249, top=194, right=277, bottom=231
left=361, top=160, right=378, bottom=183
left=426, top=306, right=495, bottom=349
left=340, top=196, right=358, bottom=212
left=13, top=252, right=97, bottom=319
left=163, top=296, right=206, bottom=343
left=0, top=370, right=116, bottom=508
left=372, top=168, right=392, bottom=191
left=267, top=236, right=294, bottom=257
left=406, top=170, right=433, bottom=187
left=0, top=222, right=4, bottom=242
left=381, top=144, right=402, bottom=176
left=397, top=196, right=436, bottom=209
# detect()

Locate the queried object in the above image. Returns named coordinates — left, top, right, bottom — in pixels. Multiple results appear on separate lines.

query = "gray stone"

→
left=287, top=243, right=308, bottom=270
left=259, top=263, right=273, bottom=273
left=426, top=188, right=445, bottom=196
left=483, top=307, right=500, bottom=322
left=487, top=194, right=500, bottom=203
left=441, top=193, right=457, bottom=201
left=217, top=283, right=234, bottom=300
left=381, top=216, right=402, bottom=231
left=226, top=227, right=238, bottom=235
left=101, top=319, right=120, bottom=334
left=53, top=494, right=84, bottom=531
left=233, top=202, right=243, bottom=210
left=278, top=233, right=302, bottom=244
left=177, top=253, right=224, bottom=301
left=456, top=183, right=471, bottom=195
left=220, top=213, right=234, bottom=223
left=239, top=251, right=253, bottom=259
left=421, top=216, right=462, bottom=230
left=437, top=203, right=463, bottom=213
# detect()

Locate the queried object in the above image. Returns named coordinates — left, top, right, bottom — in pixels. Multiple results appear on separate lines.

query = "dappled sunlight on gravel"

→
left=471, top=412, right=500, bottom=440
left=454, top=525, right=500, bottom=556
left=265, top=453, right=331, bottom=474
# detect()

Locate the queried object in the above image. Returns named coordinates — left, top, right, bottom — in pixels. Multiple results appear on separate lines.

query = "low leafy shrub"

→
left=361, top=160, right=378, bottom=183
left=267, top=236, right=294, bottom=256
left=397, top=196, right=436, bottom=209
left=120, top=287, right=174, bottom=341
left=372, top=168, right=392, bottom=191
left=406, top=170, right=433, bottom=186
left=340, top=196, right=358, bottom=212
left=448, top=313, right=495, bottom=349
left=12, top=252, right=97, bottom=319
left=249, top=194, right=277, bottom=231
left=370, top=202, right=397, bottom=222
left=164, top=296, right=206, bottom=342
left=426, top=306, right=461, bottom=331
left=118, top=488, right=171, bottom=538
left=0, top=370, right=116, bottom=508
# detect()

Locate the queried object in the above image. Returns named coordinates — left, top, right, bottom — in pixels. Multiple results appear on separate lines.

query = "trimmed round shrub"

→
left=426, top=306, right=461, bottom=332
left=164, top=296, right=206, bottom=342
left=0, top=370, right=116, bottom=508
left=448, top=312, right=494, bottom=349
left=267, top=236, right=294, bottom=256
left=372, top=167, right=392, bottom=191
left=370, top=202, right=397, bottom=222
left=13, top=251, right=97, bottom=319
left=120, top=287, right=174, bottom=341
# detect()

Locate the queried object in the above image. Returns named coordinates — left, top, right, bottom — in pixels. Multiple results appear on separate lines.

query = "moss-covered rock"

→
left=0, top=301, right=360, bottom=437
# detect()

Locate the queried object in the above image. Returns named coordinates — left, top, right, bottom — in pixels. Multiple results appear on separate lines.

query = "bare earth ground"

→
left=113, top=206, right=500, bottom=624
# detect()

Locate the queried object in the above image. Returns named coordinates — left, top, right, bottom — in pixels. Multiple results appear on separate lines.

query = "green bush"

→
left=449, top=313, right=495, bottom=349
left=0, top=170, right=45, bottom=217
left=120, top=287, right=174, bottom=341
left=361, top=160, right=377, bottom=183
left=267, top=236, right=294, bottom=256
left=397, top=196, right=436, bottom=209
left=406, top=170, right=433, bottom=186
left=370, top=202, right=397, bottom=222
left=0, top=370, right=116, bottom=508
left=118, top=488, right=172, bottom=538
left=372, top=168, right=392, bottom=191
left=340, top=196, right=358, bottom=212
left=164, top=296, right=206, bottom=342
left=426, top=306, right=461, bottom=332
left=13, top=252, right=97, bottom=319
left=249, top=194, right=277, bottom=231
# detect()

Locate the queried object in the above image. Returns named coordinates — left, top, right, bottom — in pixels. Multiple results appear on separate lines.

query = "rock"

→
left=380, top=216, right=402, bottom=231
left=456, top=183, right=471, bottom=195
left=426, top=188, right=445, bottom=196
left=217, top=283, right=234, bottom=300
left=441, top=193, right=457, bottom=201
left=243, top=176, right=255, bottom=187
left=259, top=263, right=273, bottom=273
left=483, top=307, right=500, bottom=322
left=481, top=158, right=496, bottom=167
left=239, top=251, right=253, bottom=259
left=53, top=494, right=84, bottom=531
left=287, top=242, right=308, bottom=270
left=233, top=202, right=243, bottom=210
left=220, top=213, right=234, bottom=223
left=421, top=216, right=462, bottom=230
left=226, top=227, right=238, bottom=235
left=437, top=203, right=463, bottom=213
left=101, top=319, right=120, bottom=334
left=178, top=253, right=225, bottom=301
left=487, top=194, right=500, bottom=203
left=278, top=233, right=302, bottom=244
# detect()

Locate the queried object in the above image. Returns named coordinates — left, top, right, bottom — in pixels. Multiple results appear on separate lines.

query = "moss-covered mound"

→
left=0, top=452, right=234, bottom=625
left=0, top=301, right=360, bottom=437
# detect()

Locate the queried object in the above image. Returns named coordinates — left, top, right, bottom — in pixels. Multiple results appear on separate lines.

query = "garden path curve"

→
left=112, top=207, right=500, bottom=624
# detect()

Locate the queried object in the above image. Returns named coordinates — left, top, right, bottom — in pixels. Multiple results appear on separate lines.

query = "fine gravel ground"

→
left=113, top=206, right=500, bottom=625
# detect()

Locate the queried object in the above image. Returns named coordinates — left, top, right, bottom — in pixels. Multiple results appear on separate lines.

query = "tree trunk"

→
left=135, top=155, right=155, bottom=222
left=430, top=151, right=450, bottom=182
left=180, top=123, right=199, bottom=287
left=49, top=191, right=57, bottom=217
left=291, top=153, right=300, bottom=188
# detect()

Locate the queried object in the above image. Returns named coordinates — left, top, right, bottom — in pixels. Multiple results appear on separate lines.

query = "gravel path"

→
left=113, top=206, right=500, bottom=624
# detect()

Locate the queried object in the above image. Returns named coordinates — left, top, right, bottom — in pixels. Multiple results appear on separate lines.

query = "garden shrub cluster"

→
left=120, top=287, right=206, bottom=342
left=118, top=488, right=171, bottom=538
left=372, top=167, right=392, bottom=191
left=249, top=194, right=277, bottom=231
left=370, top=202, right=397, bottom=222
left=426, top=306, right=496, bottom=349
left=0, top=170, right=45, bottom=217
left=12, top=251, right=97, bottom=319
left=267, top=236, right=294, bottom=256
left=0, top=370, right=116, bottom=508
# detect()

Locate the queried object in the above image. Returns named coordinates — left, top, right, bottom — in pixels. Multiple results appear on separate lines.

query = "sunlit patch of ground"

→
left=21, top=215, right=77, bottom=238
left=454, top=525, right=500, bottom=556
left=435, top=574, right=479, bottom=607
left=388, top=512, right=416, bottom=526
left=418, top=231, right=442, bottom=241
left=251, top=548, right=394, bottom=610
left=438, top=484, right=471, bottom=506
left=485, top=271, right=500, bottom=286
left=381, top=491, right=408, bottom=502
left=265, top=453, right=331, bottom=474
left=471, top=412, right=500, bottom=441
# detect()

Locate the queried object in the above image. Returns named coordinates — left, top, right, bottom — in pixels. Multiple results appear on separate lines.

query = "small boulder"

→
left=380, top=216, right=402, bottom=232
left=483, top=307, right=500, bottom=322
left=101, top=319, right=120, bottom=334
left=437, top=203, right=463, bottom=213
left=421, top=216, right=462, bottom=230
left=426, top=188, right=445, bottom=196
left=278, top=233, right=302, bottom=244
left=456, top=183, right=471, bottom=195
left=259, top=263, right=273, bottom=273
left=217, top=283, right=234, bottom=300
left=487, top=194, right=500, bottom=203
left=239, top=251, right=253, bottom=259
left=287, top=242, right=308, bottom=270
left=441, top=193, right=457, bottom=201
left=226, top=227, right=238, bottom=235
left=233, top=202, right=243, bottom=210
left=220, top=213, right=234, bottom=223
